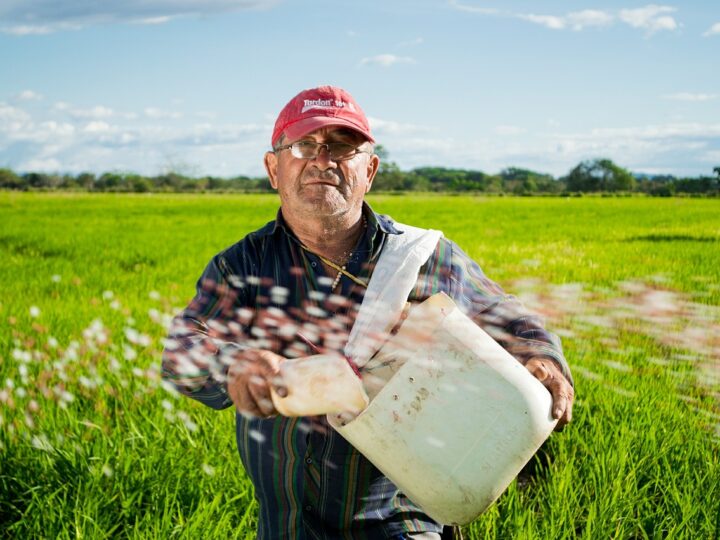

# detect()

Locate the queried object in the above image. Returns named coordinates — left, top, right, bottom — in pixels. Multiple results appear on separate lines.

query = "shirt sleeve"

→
left=415, top=238, right=573, bottom=386
left=161, top=253, right=248, bottom=410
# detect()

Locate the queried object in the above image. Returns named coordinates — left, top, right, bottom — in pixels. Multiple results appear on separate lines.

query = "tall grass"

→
left=1, top=193, right=718, bottom=538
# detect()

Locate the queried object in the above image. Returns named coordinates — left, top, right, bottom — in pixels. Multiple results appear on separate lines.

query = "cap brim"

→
left=281, top=116, right=375, bottom=144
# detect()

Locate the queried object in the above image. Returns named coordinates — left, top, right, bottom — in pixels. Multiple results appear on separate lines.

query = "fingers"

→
left=525, top=358, right=575, bottom=430
left=227, top=349, right=287, bottom=418
left=247, top=374, right=276, bottom=417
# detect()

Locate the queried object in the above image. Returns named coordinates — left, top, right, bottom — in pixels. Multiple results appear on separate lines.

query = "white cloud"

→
left=0, top=0, right=279, bottom=34
left=22, top=158, right=62, bottom=170
left=15, top=90, right=43, bottom=101
left=0, top=97, right=271, bottom=175
left=368, top=117, right=427, bottom=135
left=2, top=25, right=53, bottom=35
left=519, top=14, right=566, bottom=30
left=450, top=2, right=676, bottom=35
left=702, top=22, right=720, bottom=37
left=446, top=0, right=499, bottom=15
left=566, top=10, right=614, bottom=30
left=68, top=105, right=115, bottom=119
left=495, top=125, right=527, bottom=136
left=83, top=121, right=112, bottom=133
left=619, top=5, right=678, bottom=34
left=517, top=11, right=614, bottom=31
left=663, top=92, right=717, bottom=102
left=144, top=107, right=183, bottom=120
left=375, top=120, right=720, bottom=177
left=0, top=102, right=31, bottom=125
left=360, top=54, right=416, bottom=68
left=135, top=16, right=173, bottom=25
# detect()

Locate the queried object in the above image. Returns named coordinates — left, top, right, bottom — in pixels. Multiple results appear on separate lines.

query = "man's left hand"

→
left=525, top=357, right=574, bottom=430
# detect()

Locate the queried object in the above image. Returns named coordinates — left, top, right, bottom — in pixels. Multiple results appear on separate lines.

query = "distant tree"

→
left=373, top=145, right=410, bottom=191
left=23, top=172, right=57, bottom=189
left=714, top=166, right=719, bottom=179
left=501, top=167, right=557, bottom=194
left=96, top=172, right=125, bottom=191
left=565, top=159, right=635, bottom=192
left=128, top=174, right=152, bottom=193
left=77, top=172, right=96, bottom=190
left=0, top=168, right=23, bottom=189
left=673, top=176, right=718, bottom=195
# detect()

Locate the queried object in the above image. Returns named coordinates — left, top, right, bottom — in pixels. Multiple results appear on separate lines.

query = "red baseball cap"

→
left=271, top=86, right=374, bottom=147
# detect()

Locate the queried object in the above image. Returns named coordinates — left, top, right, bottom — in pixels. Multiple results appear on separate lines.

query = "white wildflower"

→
left=29, top=306, right=40, bottom=318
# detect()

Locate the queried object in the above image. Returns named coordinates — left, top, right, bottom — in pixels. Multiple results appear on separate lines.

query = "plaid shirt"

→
left=162, top=203, right=571, bottom=539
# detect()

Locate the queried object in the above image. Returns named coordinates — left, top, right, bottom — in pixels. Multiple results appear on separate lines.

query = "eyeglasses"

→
left=273, top=140, right=371, bottom=161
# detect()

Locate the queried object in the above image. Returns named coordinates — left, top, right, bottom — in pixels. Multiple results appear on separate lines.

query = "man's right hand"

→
left=226, top=349, right=287, bottom=418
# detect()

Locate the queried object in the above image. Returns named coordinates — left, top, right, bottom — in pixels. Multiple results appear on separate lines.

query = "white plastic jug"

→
left=328, top=292, right=558, bottom=526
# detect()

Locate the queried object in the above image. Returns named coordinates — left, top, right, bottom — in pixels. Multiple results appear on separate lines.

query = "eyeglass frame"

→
left=273, top=140, right=374, bottom=161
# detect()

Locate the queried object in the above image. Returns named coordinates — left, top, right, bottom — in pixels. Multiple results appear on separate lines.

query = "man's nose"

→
left=313, top=145, right=338, bottom=167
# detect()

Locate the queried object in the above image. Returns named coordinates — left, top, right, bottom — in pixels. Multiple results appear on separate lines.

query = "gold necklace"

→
left=301, top=216, right=369, bottom=290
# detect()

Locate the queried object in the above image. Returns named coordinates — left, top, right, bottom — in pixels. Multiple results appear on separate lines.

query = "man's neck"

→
left=283, top=209, right=365, bottom=263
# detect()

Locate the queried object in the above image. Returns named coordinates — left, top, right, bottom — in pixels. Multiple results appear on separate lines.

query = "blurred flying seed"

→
left=426, top=436, right=446, bottom=448
left=202, top=463, right=215, bottom=476
left=12, top=349, right=31, bottom=362
left=102, top=290, right=114, bottom=300
left=248, top=429, right=266, bottom=443
left=123, top=345, right=137, bottom=361
left=149, top=290, right=161, bottom=300
left=102, top=465, right=113, bottom=477
left=51, top=274, right=61, bottom=283
left=270, top=286, right=289, bottom=297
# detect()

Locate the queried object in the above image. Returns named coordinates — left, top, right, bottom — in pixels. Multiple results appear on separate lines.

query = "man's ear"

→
left=264, top=151, right=279, bottom=190
left=364, top=153, right=380, bottom=193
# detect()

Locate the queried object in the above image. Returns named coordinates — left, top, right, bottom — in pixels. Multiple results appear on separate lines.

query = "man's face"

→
left=264, top=127, right=380, bottom=220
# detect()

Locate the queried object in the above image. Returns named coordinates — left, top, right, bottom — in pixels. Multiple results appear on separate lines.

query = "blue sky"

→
left=1, top=0, right=719, bottom=177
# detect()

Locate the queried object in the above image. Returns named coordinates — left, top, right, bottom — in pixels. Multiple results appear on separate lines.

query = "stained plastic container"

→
left=328, top=292, right=558, bottom=526
left=270, top=354, right=369, bottom=417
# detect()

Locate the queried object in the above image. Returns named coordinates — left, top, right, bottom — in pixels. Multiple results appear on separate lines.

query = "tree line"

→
left=1, top=154, right=718, bottom=196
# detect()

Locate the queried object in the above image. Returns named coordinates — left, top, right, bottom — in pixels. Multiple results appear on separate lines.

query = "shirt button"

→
left=305, top=505, right=312, bottom=512
left=305, top=457, right=313, bottom=464
left=311, top=262, right=317, bottom=267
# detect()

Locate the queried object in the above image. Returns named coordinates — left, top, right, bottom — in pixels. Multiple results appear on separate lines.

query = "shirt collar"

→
left=257, top=201, right=403, bottom=238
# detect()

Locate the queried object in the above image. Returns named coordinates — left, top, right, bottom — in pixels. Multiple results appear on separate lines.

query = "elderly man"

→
left=162, top=86, right=574, bottom=539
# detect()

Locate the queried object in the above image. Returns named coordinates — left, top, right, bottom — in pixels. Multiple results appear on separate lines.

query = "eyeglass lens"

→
left=292, top=142, right=357, bottom=160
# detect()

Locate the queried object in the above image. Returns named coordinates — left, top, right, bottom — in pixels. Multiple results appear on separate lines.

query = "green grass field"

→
left=1, top=192, right=718, bottom=539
